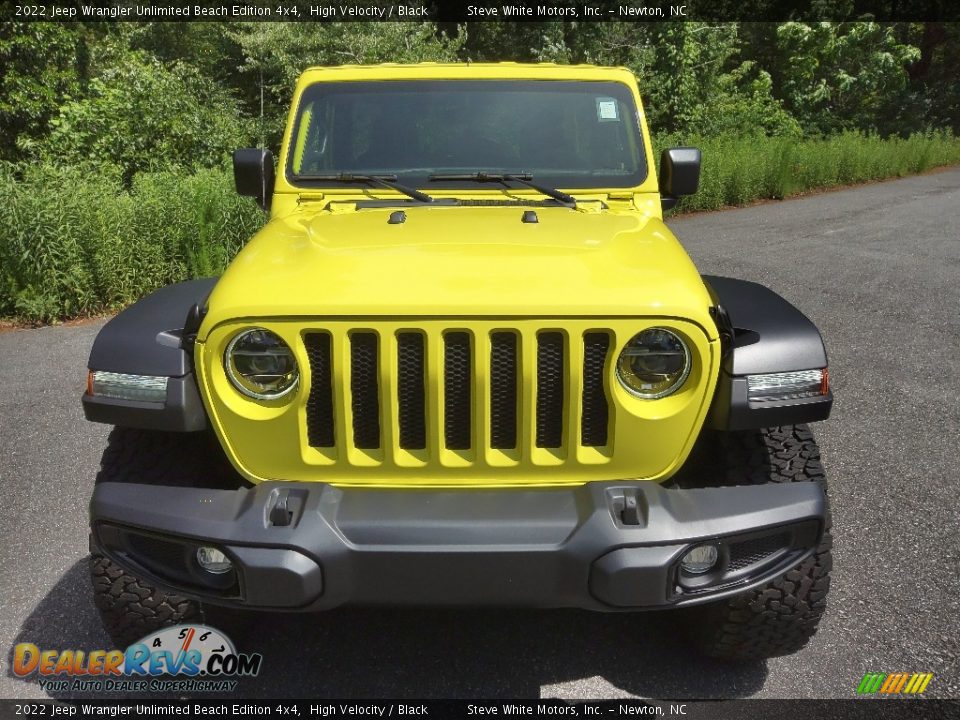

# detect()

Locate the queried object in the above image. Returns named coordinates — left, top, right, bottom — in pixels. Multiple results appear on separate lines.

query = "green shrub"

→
left=0, top=164, right=264, bottom=323
left=42, top=55, right=253, bottom=184
left=2, top=129, right=959, bottom=323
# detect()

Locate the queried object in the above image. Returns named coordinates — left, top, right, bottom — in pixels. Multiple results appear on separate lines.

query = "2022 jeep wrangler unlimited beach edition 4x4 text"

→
left=82, top=64, right=833, bottom=660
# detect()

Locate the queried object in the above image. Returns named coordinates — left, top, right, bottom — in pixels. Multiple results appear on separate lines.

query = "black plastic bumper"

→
left=90, top=480, right=826, bottom=612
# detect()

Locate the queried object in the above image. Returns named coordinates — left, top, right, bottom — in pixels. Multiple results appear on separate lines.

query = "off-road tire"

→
left=90, top=554, right=206, bottom=649
left=95, top=426, right=244, bottom=490
left=90, top=427, right=247, bottom=649
left=682, top=424, right=833, bottom=661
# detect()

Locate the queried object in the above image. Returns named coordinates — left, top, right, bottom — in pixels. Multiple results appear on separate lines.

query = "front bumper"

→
left=90, top=480, right=825, bottom=612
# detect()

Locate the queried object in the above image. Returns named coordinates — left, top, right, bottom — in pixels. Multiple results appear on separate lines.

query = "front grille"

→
left=302, top=326, right=613, bottom=463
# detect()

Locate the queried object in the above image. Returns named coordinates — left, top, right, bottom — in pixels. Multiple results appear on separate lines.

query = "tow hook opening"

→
left=266, top=487, right=307, bottom=528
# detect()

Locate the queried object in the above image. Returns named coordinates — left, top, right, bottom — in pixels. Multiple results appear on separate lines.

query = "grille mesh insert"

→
left=444, top=332, right=472, bottom=450
left=397, top=332, right=426, bottom=450
left=536, top=332, right=565, bottom=448
left=489, top=332, right=518, bottom=449
left=581, top=333, right=610, bottom=447
left=350, top=333, right=380, bottom=449
left=304, top=333, right=335, bottom=447
left=727, top=533, right=789, bottom=572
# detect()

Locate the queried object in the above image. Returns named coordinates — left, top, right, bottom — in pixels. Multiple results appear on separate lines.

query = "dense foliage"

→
left=0, top=165, right=262, bottom=322
left=4, top=21, right=958, bottom=169
left=1, top=20, right=958, bottom=322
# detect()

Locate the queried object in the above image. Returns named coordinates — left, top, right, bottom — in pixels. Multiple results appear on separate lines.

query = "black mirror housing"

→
left=659, top=147, right=701, bottom=209
left=233, top=148, right=275, bottom=211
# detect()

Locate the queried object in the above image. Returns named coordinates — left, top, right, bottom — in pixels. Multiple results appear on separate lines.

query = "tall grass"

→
left=0, top=165, right=264, bottom=323
left=655, top=130, right=960, bottom=213
left=2, top=130, right=959, bottom=323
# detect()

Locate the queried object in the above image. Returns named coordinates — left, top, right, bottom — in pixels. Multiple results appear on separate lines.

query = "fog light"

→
left=196, top=547, right=233, bottom=574
left=680, top=544, right=719, bottom=575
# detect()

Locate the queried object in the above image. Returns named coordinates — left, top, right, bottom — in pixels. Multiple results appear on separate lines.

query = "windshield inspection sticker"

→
left=597, top=97, right=620, bottom=121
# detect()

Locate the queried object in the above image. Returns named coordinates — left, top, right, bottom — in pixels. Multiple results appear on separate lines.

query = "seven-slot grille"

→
left=304, top=328, right=612, bottom=458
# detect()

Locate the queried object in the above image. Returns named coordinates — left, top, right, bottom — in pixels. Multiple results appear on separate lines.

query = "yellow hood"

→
left=200, top=204, right=717, bottom=338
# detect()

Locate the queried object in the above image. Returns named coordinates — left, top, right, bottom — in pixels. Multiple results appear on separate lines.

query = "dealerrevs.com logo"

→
left=857, top=672, right=934, bottom=696
left=13, top=624, right=262, bottom=693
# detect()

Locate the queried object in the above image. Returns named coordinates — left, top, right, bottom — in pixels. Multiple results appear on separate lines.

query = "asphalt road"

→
left=1, top=169, right=958, bottom=701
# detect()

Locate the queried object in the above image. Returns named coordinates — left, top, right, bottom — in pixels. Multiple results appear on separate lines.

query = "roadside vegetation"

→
left=654, top=130, right=960, bottom=210
left=0, top=166, right=261, bottom=322
left=2, top=20, right=959, bottom=323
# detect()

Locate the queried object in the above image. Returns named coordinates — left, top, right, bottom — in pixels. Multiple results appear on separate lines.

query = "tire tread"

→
left=692, top=424, right=833, bottom=661
left=89, top=427, right=244, bottom=648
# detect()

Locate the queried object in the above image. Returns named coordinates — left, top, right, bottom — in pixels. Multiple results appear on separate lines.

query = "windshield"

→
left=286, top=80, right=647, bottom=190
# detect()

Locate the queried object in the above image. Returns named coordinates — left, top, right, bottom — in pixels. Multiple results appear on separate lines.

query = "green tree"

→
left=775, top=22, right=921, bottom=134
left=896, top=22, right=960, bottom=133
left=0, top=22, right=90, bottom=161
left=456, top=21, right=553, bottom=63
left=42, top=52, right=252, bottom=183
left=685, top=61, right=801, bottom=137
left=230, top=22, right=463, bottom=148
left=491, top=22, right=798, bottom=137
left=127, top=22, right=244, bottom=85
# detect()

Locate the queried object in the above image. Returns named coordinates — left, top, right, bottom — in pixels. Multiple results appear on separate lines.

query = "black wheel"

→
left=680, top=425, right=833, bottom=661
left=89, top=427, right=248, bottom=649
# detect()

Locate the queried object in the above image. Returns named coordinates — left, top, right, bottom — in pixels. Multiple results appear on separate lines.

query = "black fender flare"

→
left=82, top=278, right=217, bottom=431
left=702, top=275, right=833, bottom=431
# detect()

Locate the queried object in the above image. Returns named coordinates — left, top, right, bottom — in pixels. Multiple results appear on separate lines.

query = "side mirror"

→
left=233, top=148, right=275, bottom=211
left=659, top=147, right=701, bottom=210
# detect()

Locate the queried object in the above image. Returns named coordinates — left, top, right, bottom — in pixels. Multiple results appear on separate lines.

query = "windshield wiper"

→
left=297, top=173, right=434, bottom=204
left=429, top=172, right=576, bottom=207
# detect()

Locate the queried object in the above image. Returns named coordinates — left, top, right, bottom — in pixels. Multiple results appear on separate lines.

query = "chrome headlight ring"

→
left=616, top=328, right=692, bottom=399
left=224, top=328, right=300, bottom=400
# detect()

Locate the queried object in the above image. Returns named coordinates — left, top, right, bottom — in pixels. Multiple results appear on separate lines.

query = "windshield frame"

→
left=283, top=79, right=649, bottom=192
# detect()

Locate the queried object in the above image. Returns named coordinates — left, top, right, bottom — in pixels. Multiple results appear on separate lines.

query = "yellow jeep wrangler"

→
left=83, top=64, right=834, bottom=660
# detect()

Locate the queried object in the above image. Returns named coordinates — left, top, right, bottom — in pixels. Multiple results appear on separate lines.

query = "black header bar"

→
left=1, top=699, right=959, bottom=719
left=4, top=0, right=959, bottom=23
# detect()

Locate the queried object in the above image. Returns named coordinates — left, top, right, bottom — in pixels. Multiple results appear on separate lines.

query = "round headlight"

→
left=616, top=328, right=691, bottom=399
left=224, top=328, right=299, bottom=400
